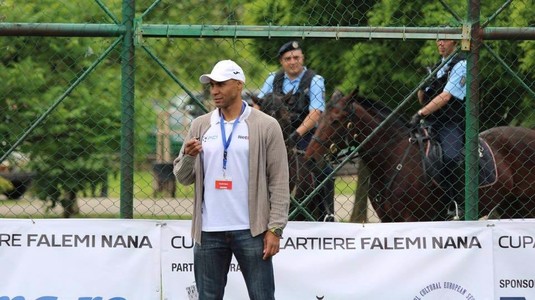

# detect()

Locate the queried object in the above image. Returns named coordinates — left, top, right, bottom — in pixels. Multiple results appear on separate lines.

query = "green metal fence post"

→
left=464, top=0, right=482, bottom=220
left=120, top=0, right=136, bottom=219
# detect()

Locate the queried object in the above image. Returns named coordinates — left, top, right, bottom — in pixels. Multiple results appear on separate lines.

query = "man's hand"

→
left=285, top=131, right=301, bottom=148
left=263, top=231, right=281, bottom=260
left=182, top=137, right=202, bottom=157
left=409, top=112, right=424, bottom=127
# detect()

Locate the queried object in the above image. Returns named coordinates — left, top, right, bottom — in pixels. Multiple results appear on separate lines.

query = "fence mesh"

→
left=1, top=0, right=533, bottom=222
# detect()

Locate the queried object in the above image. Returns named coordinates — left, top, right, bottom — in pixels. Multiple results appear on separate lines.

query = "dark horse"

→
left=250, top=93, right=334, bottom=221
left=305, top=89, right=535, bottom=222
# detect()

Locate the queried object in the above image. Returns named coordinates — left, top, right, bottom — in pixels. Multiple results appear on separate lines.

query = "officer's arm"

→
left=296, top=109, right=321, bottom=136
left=418, top=91, right=452, bottom=117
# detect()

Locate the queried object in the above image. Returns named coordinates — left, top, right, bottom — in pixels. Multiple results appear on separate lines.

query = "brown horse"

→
left=250, top=93, right=333, bottom=221
left=304, top=89, right=535, bottom=222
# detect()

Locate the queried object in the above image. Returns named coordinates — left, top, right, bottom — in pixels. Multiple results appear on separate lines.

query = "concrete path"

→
left=1, top=194, right=380, bottom=222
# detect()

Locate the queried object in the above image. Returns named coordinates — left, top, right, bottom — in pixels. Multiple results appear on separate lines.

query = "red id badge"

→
left=215, top=177, right=233, bottom=190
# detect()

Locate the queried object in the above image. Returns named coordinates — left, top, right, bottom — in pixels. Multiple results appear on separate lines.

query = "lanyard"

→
left=220, top=102, right=246, bottom=174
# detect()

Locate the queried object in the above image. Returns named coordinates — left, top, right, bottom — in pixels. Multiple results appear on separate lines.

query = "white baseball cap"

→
left=199, top=59, right=246, bottom=84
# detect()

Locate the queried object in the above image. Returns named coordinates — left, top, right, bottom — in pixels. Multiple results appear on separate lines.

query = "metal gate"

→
left=1, top=0, right=533, bottom=221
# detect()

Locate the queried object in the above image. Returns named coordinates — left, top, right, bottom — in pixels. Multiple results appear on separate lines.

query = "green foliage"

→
left=244, top=0, right=377, bottom=95
left=1, top=0, right=533, bottom=213
left=244, top=0, right=533, bottom=129
left=1, top=2, right=125, bottom=208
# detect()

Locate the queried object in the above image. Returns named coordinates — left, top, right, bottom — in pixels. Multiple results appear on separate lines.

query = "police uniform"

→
left=258, top=41, right=334, bottom=222
left=258, top=41, right=326, bottom=151
left=422, top=54, right=467, bottom=213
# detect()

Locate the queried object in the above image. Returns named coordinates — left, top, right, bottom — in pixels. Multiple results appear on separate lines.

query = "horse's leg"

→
left=291, top=151, right=327, bottom=221
left=299, top=155, right=335, bottom=222
left=304, top=169, right=321, bottom=221
left=350, top=161, right=370, bottom=223
left=288, top=151, right=307, bottom=221
left=315, top=164, right=335, bottom=222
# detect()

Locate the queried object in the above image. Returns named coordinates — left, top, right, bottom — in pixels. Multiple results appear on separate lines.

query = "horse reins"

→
left=373, top=127, right=433, bottom=204
left=380, top=137, right=413, bottom=200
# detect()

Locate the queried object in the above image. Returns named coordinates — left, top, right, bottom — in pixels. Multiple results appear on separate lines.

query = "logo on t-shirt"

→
left=202, top=135, right=218, bottom=143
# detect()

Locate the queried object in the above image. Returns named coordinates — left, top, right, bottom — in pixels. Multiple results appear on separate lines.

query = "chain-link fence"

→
left=1, top=0, right=533, bottom=222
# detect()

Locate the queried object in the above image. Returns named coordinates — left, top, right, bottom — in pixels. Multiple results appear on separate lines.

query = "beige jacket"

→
left=174, top=107, right=290, bottom=243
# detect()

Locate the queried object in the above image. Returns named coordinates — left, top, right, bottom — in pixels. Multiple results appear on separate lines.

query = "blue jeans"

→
left=194, top=230, right=275, bottom=300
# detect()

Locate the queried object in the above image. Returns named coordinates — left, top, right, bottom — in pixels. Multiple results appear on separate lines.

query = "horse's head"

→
left=305, top=89, right=372, bottom=162
left=251, top=92, right=293, bottom=139
left=305, top=88, right=409, bottom=165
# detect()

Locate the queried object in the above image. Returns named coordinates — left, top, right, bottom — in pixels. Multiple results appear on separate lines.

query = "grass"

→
left=106, top=170, right=357, bottom=198
left=107, top=170, right=194, bottom=198
left=3, top=169, right=356, bottom=201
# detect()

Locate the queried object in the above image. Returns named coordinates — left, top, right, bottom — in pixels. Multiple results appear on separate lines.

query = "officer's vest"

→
left=273, top=69, right=315, bottom=130
left=423, top=54, right=466, bottom=125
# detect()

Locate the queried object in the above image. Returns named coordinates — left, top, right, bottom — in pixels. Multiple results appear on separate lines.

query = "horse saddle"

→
left=413, top=127, right=498, bottom=187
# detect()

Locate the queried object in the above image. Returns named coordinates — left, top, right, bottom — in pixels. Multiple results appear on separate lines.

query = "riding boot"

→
left=451, top=161, right=465, bottom=219
left=442, top=160, right=465, bottom=220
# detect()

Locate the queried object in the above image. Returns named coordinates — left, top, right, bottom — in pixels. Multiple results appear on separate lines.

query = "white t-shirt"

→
left=201, top=102, right=251, bottom=231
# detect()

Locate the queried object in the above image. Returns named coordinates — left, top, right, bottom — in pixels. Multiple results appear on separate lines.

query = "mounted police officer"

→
left=410, top=38, right=467, bottom=219
left=258, top=41, right=334, bottom=221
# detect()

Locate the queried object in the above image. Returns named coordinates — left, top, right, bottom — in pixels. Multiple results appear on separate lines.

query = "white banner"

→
left=2, top=219, right=534, bottom=300
left=162, top=221, right=496, bottom=300
left=276, top=221, right=494, bottom=300
left=0, top=219, right=161, bottom=300
left=492, top=219, right=535, bottom=300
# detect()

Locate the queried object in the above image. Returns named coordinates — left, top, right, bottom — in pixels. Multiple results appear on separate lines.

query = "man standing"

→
left=410, top=39, right=467, bottom=219
left=174, top=59, right=290, bottom=299
left=258, top=41, right=334, bottom=221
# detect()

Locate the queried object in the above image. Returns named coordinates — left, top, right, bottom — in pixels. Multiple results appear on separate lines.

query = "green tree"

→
left=244, top=0, right=378, bottom=95
left=1, top=0, right=270, bottom=216
left=242, top=0, right=532, bottom=126
left=341, top=0, right=534, bottom=128
left=1, top=1, right=139, bottom=216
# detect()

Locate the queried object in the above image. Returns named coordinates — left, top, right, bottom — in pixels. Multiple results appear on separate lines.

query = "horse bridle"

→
left=311, top=100, right=360, bottom=159
left=312, top=100, right=419, bottom=205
